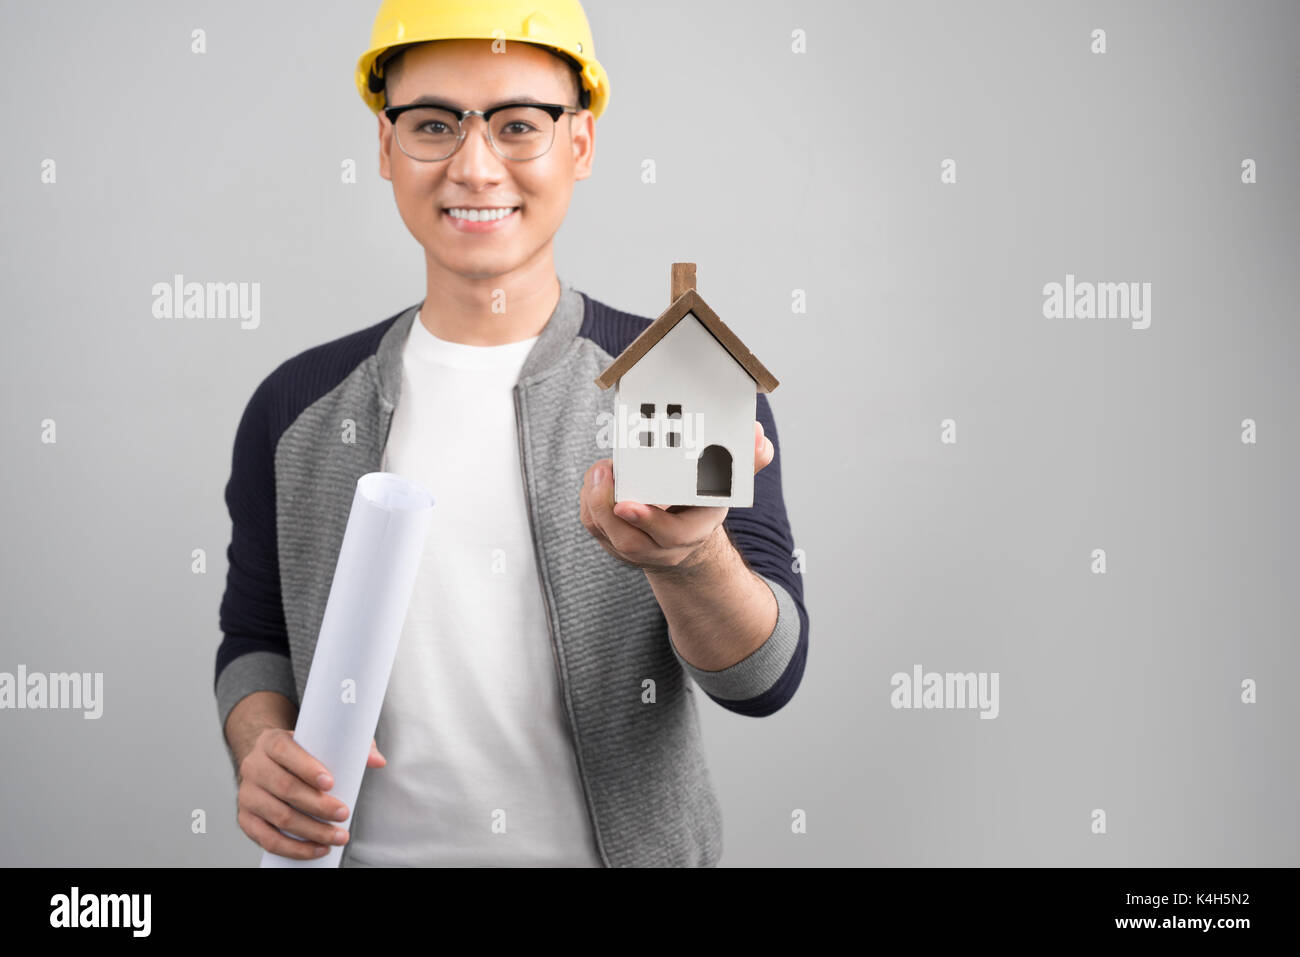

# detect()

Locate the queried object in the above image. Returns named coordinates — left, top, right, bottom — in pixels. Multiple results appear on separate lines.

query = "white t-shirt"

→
left=344, top=310, right=602, bottom=867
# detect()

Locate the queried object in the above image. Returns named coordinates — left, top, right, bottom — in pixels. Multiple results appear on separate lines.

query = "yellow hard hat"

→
left=356, top=0, right=610, bottom=120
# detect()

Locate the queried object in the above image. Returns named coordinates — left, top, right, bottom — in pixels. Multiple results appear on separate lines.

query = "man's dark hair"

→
left=379, top=42, right=589, bottom=111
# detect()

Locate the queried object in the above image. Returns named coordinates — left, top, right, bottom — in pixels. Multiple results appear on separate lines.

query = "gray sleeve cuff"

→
left=669, top=573, right=801, bottom=702
left=215, top=650, right=298, bottom=741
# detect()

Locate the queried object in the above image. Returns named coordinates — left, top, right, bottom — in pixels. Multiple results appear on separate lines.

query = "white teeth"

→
left=447, top=207, right=516, bottom=222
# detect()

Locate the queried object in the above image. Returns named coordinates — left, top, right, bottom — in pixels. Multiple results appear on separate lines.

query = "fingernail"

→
left=315, top=846, right=329, bottom=856
left=316, top=773, right=332, bottom=789
left=333, top=805, right=349, bottom=821
left=333, top=829, right=349, bottom=845
left=593, top=466, right=604, bottom=486
left=623, top=507, right=639, bottom=523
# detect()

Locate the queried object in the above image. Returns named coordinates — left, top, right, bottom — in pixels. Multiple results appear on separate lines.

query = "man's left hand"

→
left=579, top=420, right=774, bottom=575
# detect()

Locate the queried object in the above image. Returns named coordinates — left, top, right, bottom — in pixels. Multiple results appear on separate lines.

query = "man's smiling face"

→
left=378, top=39, right=594, bottom=282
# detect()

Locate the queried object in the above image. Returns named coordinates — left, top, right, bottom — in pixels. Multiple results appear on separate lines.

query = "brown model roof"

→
left=593, top=265, right=780, bottom=393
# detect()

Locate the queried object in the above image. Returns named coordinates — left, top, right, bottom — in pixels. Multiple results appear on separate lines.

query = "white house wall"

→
left=612, top=312, right=757, bottom=508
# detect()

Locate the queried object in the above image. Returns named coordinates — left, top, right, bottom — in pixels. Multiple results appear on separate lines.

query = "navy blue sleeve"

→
left=213, top=373, right=297, bottom=729
left=704, top=392, right=809, bottom=716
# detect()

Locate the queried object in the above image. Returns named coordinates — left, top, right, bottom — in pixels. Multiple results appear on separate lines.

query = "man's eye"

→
left=418, top=121, right=451, bottom=134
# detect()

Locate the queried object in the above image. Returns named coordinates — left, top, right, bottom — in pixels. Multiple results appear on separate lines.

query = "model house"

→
left=594, top=263, right=780, bottom=508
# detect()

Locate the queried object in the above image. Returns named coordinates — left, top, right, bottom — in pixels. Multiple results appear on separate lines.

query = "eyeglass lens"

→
left=394, top=106, right=559, bottom=161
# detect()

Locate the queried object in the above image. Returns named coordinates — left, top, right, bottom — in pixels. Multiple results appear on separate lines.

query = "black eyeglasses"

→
left=383, top=101, right=578, bottom=162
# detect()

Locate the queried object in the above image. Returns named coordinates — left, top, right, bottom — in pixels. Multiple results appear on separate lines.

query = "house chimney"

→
left=671, top=262, right=696, bottom=303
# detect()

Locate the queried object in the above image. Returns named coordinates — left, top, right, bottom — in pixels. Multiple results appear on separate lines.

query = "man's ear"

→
left=571, top=109, right=595, bottom=182
left=378, top=114, right=393, bottom=182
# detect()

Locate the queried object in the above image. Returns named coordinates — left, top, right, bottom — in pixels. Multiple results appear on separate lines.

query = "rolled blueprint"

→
left=260, top=471, right=435, bottom=868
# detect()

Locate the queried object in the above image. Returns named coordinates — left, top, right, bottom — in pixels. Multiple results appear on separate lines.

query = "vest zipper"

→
left=513, top=382, right=612, bottom=867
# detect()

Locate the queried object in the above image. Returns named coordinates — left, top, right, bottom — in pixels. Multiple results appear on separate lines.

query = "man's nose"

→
left=447, top=116, right=504, bottom=179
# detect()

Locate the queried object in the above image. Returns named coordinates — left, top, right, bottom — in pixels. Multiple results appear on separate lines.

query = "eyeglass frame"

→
left=382, top=100, right=579, bottom=162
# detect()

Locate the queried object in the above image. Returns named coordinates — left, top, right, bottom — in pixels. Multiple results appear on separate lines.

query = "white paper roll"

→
left=260, top=471, right=435, bottom=868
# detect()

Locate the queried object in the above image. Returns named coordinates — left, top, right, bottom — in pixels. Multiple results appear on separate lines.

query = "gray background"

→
left=1, top=0, right=1296, bottom=866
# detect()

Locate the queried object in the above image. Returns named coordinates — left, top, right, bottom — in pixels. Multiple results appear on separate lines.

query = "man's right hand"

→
left=235, top=728, right=386, bottom=860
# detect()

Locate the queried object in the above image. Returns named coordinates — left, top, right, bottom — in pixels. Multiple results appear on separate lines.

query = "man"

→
left=215, top=0, right=808, bottom=867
